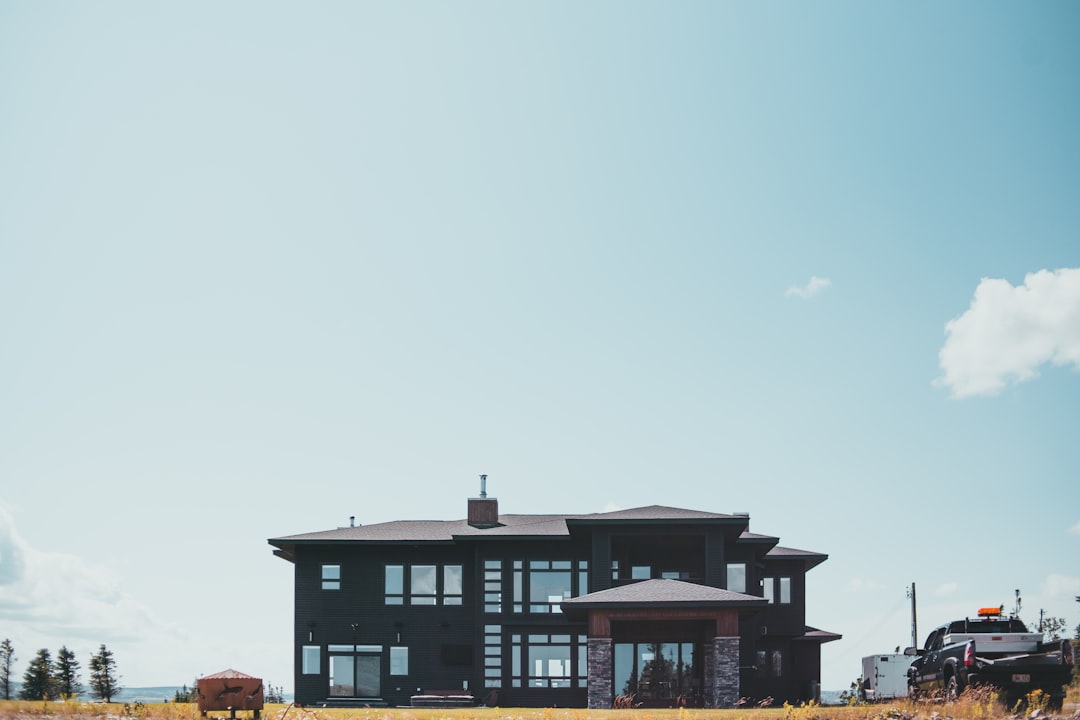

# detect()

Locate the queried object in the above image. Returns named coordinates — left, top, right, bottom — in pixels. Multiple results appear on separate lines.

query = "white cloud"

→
left=936, top=267, right=1080, bottom=398
left=0, top=504, right=180, bottom=647
left=1041, top=573, right=1080, bottom=599
left=935, top=581, right=959, bottom=596
left=1069, top=520, right=1080, bottom=536
left=785, top=276, right=832, bottom=299
left=844, top=578, right=886, bottom=593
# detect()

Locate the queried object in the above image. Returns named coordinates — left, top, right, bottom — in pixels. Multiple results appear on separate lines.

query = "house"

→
left=267, top=484, right=839, bottom=708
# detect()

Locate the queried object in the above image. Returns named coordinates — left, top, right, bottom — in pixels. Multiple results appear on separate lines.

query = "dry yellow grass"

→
left=1, top=685, right=1077, bottom=720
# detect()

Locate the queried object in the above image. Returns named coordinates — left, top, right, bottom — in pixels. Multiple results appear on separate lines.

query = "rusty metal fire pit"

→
left=197, top=669, right=264, bottom=719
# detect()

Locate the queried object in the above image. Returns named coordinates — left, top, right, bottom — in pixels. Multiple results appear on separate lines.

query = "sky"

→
left=1, top=0, right=1078, bottom=696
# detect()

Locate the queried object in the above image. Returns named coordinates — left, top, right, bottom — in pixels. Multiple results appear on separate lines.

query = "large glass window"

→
left=614, top=642, right=698, bottom=701
left=779, top=577, right=791, bottom=604
left=511, top=560, right=589, bottom=614
left=529, top=561, right=572, bottom=613
left=762, top=576, right=774, bottom=604
left=444, top=565, right=463, bottom=605
left=726, top=563, right=746, bottom=593
left=385, top=565, right=404, bottom=605
left=302, top=646, right=320, bottom=674
left=322, top=564, right=341, bottom=590
left=511, top=634, right=586, bottom=688
left=411, top=565, right=437, bottom=605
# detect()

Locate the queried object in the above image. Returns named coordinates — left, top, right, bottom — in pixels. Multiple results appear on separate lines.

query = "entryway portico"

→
left=562, top=579, right=766, bottom=708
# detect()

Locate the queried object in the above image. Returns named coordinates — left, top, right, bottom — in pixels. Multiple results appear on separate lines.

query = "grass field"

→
left=1, top=686, right=1077, bottom=720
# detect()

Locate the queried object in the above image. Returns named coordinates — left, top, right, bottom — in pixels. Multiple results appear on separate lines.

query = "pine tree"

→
left=19, top=648, right=57, bottom=701
left=88, top=645, right=121, bottom=703
left=53, top=646, right=82, bottom=700
left=0, top=639, right=16, bottom=700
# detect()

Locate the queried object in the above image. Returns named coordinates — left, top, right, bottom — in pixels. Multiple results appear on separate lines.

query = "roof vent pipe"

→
left=349, top=515, right=355, bottom=527
left=479, top=474, right=487, bottom=499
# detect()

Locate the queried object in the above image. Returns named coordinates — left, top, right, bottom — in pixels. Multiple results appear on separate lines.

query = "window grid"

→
left=484, top=560, right=502, bottom=613
left=484, top=624, right=501, bottom=688
left=321, top=564, right=341, bottom=591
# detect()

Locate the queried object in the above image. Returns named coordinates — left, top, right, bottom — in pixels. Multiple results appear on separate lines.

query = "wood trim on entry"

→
left=587, top=607, right=739, bottom=637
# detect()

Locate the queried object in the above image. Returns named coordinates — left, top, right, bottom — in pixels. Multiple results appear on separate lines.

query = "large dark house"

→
left=268, top=484, right=839, bottom=709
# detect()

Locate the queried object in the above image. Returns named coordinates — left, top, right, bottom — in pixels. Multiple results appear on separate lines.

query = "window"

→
left=754, top=648, right=782, bottom=679
left=779, top=577, right=791, bottom=604
left=529, top=561, right=572, bottom=613
left=510, top=560, right=589, bottom=614
left=484, top=560, right=502, bottom=613
left=444, top=565, right=463, bottom=605
left=631, top=565, right=651, bottom=580
left=385, top=565, right=404, bottom=605
left=762, top=577, right=774, bottom=604
left=411, top=565, right=437, bottom=605
left=390, top=647, right=408, bottom=675
left=302, top=645, right=320, bottom=674
left=726, top=563, right=746, bottom=593
left=613, top=642, right=697, bottom=699
left=484, top=625, right=501, bottom=687
left=322, top=564, right=341, bottom=590
left=511, top=634, right=586, bottom=688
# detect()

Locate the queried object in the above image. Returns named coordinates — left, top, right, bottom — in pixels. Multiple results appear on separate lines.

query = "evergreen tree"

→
left=53, top=646, right=82, bottom=700
left=88, top=645, right=121, bottom=702
left=19, top=648, right=57, bottom=701
left=0, top=639, right=15, bottom=700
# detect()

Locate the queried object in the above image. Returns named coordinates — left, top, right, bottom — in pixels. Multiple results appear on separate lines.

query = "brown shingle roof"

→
left=764, top=545, right=828, bottom=570
left=562, top=579, right=767, bottom=609
left=269, top=505, right=747, bottom=548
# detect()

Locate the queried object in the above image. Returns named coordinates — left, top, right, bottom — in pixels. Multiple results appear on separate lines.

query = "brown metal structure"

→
left=197, top=669, right=264, bottom=719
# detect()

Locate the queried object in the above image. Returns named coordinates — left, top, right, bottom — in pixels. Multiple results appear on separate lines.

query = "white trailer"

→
left=860, top=653, right=913, bottom=701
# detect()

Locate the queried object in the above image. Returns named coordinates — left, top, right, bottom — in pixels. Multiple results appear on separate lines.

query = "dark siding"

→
left=282, top=515, right=826, bottom=708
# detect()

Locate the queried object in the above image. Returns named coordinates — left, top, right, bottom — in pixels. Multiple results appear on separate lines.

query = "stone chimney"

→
left=468, top=474, right=500, bottom=528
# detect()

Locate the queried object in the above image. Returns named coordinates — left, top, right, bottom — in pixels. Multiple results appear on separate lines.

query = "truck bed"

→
left=942, top=631, right=1041, bottom=655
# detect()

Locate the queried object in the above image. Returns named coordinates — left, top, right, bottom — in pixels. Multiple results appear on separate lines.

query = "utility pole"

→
left=907, top=582, right=918, bottom=649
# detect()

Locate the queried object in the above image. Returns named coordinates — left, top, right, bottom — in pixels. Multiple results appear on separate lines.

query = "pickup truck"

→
left=906, top=607, right=1074, bottom=709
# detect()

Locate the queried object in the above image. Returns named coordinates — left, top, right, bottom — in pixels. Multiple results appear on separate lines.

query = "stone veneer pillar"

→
left=587, top=638, right=614, bottom=709
left=703, top=636, right=740, bottom=708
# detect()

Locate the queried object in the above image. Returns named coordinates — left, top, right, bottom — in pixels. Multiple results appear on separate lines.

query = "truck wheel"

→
left=945, top=675, right=960, bottom=702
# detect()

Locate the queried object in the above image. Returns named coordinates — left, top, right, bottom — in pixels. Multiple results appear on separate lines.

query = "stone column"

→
left=704, top=636, right=740, bottom=708
left=587, top=638, right=613, bottom=709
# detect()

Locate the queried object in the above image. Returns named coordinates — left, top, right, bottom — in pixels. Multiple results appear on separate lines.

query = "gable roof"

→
left=764, top=545, right=828, bottom=570
left=562, top=578, right=767, bottom=610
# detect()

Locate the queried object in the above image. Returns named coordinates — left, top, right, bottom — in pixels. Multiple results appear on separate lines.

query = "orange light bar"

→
left=977, top=607, right=1002, bottom=617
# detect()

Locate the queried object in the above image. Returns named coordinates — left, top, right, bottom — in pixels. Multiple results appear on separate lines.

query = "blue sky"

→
left=1, top=1, right=1078, bottom=693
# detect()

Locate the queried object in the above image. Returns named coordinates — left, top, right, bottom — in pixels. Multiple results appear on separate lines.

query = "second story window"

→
left=444, top=565, right=463, bottom=605
left=411, top=565, right=437, bottom=605
left=511, top=560, right=588, bottom=614
left=726, top=563, right=746, bottom=593
left=322, top=564, right=341, bottom=590
left=385, top=564, right=404, bottom=604
left=386, top=563, right=464, bottom=605
left=779, top=576, right=791, bottom=604
left=761, top=576, right=775, bottom=603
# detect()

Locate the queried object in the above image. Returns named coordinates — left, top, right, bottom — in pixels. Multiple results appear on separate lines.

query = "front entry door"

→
left=329, top=646, right=382, bottom=698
